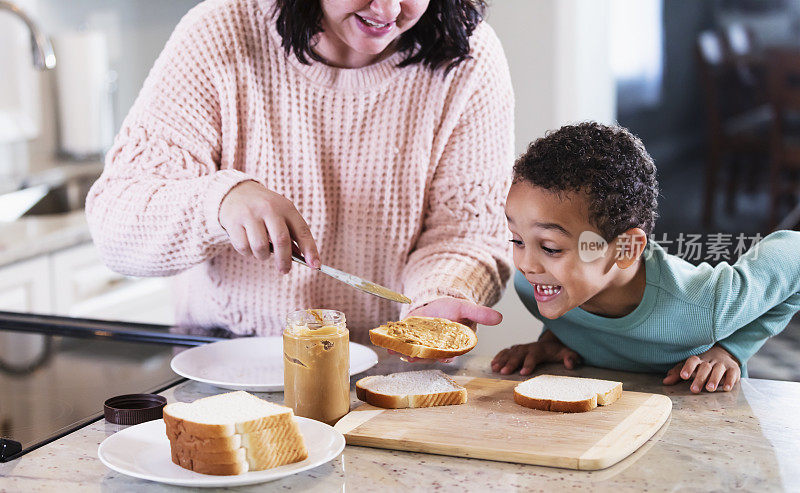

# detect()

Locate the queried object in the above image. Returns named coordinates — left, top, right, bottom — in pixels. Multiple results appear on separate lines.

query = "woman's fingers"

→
left=228, top=225, right=253, bottom=257
left=263, top=215, right=293, bottom=274
left=244, top=221, right=270, bottom=260
left=285, top=209, right=320, bottom=269
left=454, top=303, right=503, bottom=327
left=690, top=362, right=713, bottom=393
left=706, top=364, right=727, bottom=392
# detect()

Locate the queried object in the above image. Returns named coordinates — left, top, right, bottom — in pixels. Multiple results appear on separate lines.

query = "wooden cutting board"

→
left=334, top=376, right=672, bottom=470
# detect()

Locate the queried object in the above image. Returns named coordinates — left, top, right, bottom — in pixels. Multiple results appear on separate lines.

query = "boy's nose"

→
left=518, top=254, right=545, bottom=276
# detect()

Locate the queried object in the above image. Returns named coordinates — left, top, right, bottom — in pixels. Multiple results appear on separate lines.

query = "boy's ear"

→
left=613, top=228, right=648, bottom=269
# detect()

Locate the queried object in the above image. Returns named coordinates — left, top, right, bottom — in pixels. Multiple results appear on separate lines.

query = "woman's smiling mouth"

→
left=355, top=14, right=395, bottom=34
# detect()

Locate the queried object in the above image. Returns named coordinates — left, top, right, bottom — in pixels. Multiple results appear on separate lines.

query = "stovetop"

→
left=0, top=312, right=228, bottom=462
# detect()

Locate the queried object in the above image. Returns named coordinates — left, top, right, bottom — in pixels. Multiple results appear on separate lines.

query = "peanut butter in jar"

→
left=283, top=309, right=350, bottom=425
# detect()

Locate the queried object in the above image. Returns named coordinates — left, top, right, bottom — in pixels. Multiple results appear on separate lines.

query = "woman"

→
left=86, top=0, right=514, bottom=343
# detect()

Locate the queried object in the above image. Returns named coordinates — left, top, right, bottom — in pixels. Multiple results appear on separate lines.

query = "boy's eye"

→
left=509, top=239, right=524, bottom=247
left=541, top=246, right=562, bottom=255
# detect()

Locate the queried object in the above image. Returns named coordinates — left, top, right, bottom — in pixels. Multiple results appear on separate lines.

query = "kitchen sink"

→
left=0, top=161, right=102, bottom=220
left=21, top=176, right=95, bottom=216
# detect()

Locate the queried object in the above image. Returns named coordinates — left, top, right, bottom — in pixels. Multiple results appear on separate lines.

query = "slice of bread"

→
left=513, top=375, right=623, bottom=413
left=355, top=370, right=467, bottom=408
left=163, top=391, right=295, bottom=438
left=163, top=391, right=308, bottom=475
left=166, top=421, right=298, bottom=452
left=170, top=448, right=249, bottom=476
left=369, top=316, right=477, bottom=359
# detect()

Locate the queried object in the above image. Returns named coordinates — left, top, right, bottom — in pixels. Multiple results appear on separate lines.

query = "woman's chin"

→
left=351, top=41, right=394, bottom=56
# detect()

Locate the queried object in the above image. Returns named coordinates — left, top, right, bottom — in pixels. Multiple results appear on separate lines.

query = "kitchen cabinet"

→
left=0, top=256, right=51, bottom=313
left=50, top=243, right=174, bottom=324
left=0, top=256, right=51, bottom=369
left=0, top=242, right=174, bottom=325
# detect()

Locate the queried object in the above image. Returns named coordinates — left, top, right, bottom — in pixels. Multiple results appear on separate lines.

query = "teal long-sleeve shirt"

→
left=514, top=230, right=800, bottom=377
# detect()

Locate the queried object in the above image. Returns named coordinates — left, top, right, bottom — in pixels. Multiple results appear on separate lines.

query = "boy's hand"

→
left=662, top=344, right=741, bottom=393
left=491, top=331, right=581, bottom=376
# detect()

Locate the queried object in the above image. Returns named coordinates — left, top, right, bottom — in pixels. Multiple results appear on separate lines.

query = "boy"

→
left=492, top=122, right=800, bottom=393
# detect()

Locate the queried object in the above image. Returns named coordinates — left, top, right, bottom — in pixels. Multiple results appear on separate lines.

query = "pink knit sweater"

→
left=86, top=0, right=514, bottom=338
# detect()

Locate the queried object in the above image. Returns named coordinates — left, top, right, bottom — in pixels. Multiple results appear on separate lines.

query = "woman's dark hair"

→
left=513, top=122, right=660, bottom=240
left=272, top=0, right=486, bottom=73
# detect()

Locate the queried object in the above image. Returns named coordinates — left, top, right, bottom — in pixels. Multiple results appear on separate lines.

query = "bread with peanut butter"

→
left=355, top=370, right=467, bottom=408
left=369, top=316, right=477, bottom=359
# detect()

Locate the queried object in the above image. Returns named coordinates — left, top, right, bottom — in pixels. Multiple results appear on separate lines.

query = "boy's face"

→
left=505, top=181, right=621, bottom=319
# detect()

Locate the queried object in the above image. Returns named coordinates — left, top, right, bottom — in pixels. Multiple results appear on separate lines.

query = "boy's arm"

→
left=710, top=231, right=800, bottom=340
left=717, top=292, right=800, bottom=369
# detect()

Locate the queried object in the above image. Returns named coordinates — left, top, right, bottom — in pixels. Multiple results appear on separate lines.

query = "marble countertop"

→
left=2, top=354, right=798, bottom=492
left=0, top=210, right=91, bottom=267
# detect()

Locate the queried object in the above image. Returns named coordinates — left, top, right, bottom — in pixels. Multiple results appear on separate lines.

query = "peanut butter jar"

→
left=283, top=309, right=350, bottom=425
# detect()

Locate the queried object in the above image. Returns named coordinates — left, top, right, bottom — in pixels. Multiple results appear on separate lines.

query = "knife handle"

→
left=267, top=243, right=312, bottom=268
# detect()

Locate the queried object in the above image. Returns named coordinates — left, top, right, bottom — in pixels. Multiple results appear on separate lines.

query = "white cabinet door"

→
left=0, top=256, right=51, bottom=313
left=49, top=242, right=125, bottom=315
left=50, top=243, right=174, bottom=325
left=0, top=256, right=51, bottom=367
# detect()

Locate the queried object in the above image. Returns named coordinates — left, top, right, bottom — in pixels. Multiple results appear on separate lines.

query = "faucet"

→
left=0, top=0, right=55, bottom=70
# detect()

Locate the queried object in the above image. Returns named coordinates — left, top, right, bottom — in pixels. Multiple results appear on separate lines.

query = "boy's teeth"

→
left=535, top=283, right=562, bottom=296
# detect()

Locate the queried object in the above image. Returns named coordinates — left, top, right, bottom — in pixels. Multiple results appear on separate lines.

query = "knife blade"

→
left=288, top=251, right=411, bottom=304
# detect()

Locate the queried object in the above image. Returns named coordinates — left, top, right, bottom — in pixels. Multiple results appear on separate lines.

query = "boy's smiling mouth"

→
left=533, top=283, right=562, bottom=302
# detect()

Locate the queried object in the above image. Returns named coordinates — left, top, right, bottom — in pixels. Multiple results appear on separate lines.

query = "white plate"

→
left=170, top=337, right=378, bottom=391
left=98, top=417, right=344, bottom=488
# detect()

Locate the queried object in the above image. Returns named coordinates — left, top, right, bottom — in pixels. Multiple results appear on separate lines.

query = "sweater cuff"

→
left=401, top=260, right=503, bottom=317
left=202, top=169, right=257, bottom=241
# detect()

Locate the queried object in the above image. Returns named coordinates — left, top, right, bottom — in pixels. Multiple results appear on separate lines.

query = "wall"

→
left=475, top=0, right=616, bottom=357
left=486, top=0, right=616, bottom=155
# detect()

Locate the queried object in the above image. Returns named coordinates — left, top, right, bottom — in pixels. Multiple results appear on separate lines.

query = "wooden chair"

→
left=696, top=29, right=771, bottom=228
left=766, top=48, right=800, bottom=230
left=723, top=23, right=767, bottom=107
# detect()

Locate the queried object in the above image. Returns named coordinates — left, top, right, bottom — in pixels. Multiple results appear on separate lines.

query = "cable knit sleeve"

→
left=400, top=25, right=515, bottom=313
left=85, top=2, right=254, bottom=277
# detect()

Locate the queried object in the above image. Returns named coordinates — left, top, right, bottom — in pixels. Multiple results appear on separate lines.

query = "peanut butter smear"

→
left=385, top=317, right=471, bottom=349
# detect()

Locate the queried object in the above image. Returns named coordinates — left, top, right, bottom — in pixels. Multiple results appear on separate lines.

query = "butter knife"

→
left=289, top=251, right=411, bottom=304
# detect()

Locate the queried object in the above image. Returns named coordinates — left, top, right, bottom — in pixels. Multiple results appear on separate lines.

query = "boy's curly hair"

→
left=514, top=122, right=659, bottom=240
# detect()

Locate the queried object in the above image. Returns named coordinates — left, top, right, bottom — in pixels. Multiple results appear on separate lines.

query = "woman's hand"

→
left=390, top=297, right=503, bottom=363
left=219, top=181, right=320, bottom=273
left=662, top=344, right=741, bottom=393
left=491, top=330, right=581, bottom=375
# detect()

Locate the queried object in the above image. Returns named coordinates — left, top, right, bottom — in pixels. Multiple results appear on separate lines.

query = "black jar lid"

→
left=104, top=393, right=167, bottom=425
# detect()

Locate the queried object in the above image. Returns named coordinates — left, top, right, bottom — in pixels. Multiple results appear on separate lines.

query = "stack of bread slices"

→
left=163, top=391, right=308, bottom=475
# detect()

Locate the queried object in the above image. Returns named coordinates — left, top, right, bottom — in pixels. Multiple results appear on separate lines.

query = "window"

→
left=611, top=0, right=664, bottom=113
